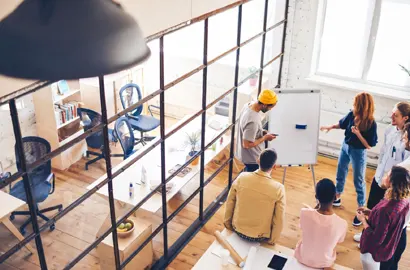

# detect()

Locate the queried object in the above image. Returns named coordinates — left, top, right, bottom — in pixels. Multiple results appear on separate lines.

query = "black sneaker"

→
left=353, top=216, right=362, bottom=226
left=333, top=198, right=341, bottom=207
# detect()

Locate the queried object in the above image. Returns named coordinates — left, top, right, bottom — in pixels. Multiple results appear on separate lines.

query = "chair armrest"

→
left=128, top=114, right=140, bottom=121
left=46, top=173, right=56, bottom=194
left=148, top=105, right=160, bottom=117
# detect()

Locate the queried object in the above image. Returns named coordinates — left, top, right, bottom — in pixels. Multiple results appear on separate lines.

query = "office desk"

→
left=0, top=190, right=35, bottom=254
left=87, top=114, right=231, bottom=213
left=193, top=229, right=352, bottom=270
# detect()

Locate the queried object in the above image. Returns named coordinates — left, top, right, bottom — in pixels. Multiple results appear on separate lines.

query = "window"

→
left=314, top=0, right=410, bottom=89
left=0, top=99, right=25, bottom=110
left=164, top=0, right=285, bottom=69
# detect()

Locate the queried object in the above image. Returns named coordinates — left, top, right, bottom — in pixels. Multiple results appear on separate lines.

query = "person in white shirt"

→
left=354, top=102, right=410, bottom=243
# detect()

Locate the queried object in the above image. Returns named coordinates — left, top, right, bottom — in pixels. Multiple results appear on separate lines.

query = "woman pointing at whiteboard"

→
left=320, top=92, right=378, bottom=226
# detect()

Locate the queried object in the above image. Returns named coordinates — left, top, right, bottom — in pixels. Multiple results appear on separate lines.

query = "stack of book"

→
left=54, top=101, right=79, bottom=127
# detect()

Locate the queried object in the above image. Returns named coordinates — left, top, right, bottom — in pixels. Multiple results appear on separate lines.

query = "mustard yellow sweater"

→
left=224, top=170, right=286, bottom=244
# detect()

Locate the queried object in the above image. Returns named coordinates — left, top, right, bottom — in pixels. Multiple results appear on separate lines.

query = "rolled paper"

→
left=214, top=231, right=245, bottom=268
left=244, top=246, right=257, bottom=270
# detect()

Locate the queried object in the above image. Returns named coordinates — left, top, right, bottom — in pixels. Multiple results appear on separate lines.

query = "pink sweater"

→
left=295, top=208, right=347, bottom=268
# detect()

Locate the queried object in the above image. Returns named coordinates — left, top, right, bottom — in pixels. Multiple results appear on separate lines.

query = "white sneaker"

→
left=353, top=232, right=362, bottom=242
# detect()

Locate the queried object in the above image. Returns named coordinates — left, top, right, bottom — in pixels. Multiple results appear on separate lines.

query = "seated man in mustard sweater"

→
left=224, top=148, right=286, bottom=244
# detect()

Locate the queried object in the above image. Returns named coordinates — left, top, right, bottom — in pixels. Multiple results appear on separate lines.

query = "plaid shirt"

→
left=360, top=199, right=409, bottom=262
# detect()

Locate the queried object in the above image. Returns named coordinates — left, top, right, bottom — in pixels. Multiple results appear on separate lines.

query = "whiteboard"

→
left=268, top=89, right=321, bottom=166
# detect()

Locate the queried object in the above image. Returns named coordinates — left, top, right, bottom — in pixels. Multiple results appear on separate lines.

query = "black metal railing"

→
left=0, top=0, right=289, bottom=268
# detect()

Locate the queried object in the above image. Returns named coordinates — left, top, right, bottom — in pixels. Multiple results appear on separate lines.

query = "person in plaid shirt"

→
left=358, top=165, right=410, bottom=269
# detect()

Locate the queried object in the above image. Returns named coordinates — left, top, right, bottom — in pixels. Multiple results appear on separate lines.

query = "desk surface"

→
left=0, top=190, right=25, bottom=221
left=193, top=230, right=352, bottom=270
left=87, top=114, right=230, bottom=213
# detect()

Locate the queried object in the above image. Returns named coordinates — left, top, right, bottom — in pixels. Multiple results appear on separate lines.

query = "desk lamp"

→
left=0, top=0, right=150, bottom=80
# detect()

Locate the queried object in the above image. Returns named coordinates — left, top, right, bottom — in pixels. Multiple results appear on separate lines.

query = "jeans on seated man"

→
left=223, top=148, right=285, bottom=244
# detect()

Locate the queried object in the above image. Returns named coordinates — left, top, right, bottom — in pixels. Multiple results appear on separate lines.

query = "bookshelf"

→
left=32, top=80, right=86, bottom=170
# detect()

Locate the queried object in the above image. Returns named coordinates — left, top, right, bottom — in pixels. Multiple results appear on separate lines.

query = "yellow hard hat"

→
left=258, top=89, right=278, bottom=105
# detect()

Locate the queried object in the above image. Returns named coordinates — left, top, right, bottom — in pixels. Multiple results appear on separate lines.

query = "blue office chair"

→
left=114, top=117, right=137, bottom=159
left=78, top=108, right=121, bottom=170
left=8, top=136, right=63, bottom=235
left=119, top=83, right=160, bottom=146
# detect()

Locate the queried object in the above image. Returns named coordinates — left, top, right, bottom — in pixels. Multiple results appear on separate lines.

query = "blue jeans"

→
left=244, top=164, right=259, bottom=172
left=336, top=141, right=367, bottom=206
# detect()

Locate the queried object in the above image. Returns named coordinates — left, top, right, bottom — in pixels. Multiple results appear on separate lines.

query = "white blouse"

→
left=374, top=125, right=410, bottom=186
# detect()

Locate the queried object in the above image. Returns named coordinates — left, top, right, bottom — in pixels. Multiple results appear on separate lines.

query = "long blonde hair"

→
left=353, top=92, right=375, bottom=131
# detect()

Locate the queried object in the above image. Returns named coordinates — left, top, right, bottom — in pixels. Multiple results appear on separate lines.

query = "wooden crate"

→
left=96, top=217, right=153, bottom=270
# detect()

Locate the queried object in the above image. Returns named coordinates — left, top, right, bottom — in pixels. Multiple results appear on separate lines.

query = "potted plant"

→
left=399, top=64, right=410, bottom=76
left=248, top=66, right=258, bottom=86
left=184, top=131, right=201, bottom=166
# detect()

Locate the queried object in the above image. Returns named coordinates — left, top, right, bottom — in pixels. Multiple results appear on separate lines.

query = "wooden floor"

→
left=170, top=157, right=410, bottom=270
left=1, top=136, right=410, bottom=269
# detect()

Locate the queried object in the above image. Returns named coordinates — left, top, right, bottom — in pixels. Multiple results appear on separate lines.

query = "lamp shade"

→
left=0, top=0, right=151, bottom=80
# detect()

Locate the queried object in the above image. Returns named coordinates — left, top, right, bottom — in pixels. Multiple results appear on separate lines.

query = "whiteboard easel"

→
left=281, top=165, right=316, bottom=189
left=268, top=89, right=321, bottom=189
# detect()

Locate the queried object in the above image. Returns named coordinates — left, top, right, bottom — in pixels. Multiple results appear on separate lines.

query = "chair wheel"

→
left=20, top=228, right=26, bottom=235
left=50, top=224, right=55, bottom=231
left=9, top=214, right=15, bottom=221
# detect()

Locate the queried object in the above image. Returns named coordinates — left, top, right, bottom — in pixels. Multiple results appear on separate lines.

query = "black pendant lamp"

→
left=0, top=0, right=151, bottom=81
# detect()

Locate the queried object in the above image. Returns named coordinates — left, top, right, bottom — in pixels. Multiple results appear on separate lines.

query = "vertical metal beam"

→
left=98, top=76, right=121, bottom=269
left=258, top=0, right=270, bottom=95
left=277, top=0, right=290, bottom=87
left=9, top=99, right=48, bottom=270
left=199, top=19, right=209, bottom=221
left=228, top=5, right=243, bottom=189
left=159, top=36, right=169, bottom=258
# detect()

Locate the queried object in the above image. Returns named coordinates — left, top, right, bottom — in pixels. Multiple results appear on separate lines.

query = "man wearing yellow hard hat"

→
left=236, top=89, right=278, bottom=172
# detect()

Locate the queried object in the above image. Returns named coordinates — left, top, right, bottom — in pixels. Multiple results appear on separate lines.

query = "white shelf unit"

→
left=33, top=80, right=86, bottom=170
left=57, top=116, right=80, bottom=129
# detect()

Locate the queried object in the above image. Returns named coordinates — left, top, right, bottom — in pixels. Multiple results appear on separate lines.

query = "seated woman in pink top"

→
left=295, top=178, right=348, bottom=268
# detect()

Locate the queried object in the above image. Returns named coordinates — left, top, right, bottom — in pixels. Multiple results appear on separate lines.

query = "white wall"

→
left=281, top=0, right=401, bottom=166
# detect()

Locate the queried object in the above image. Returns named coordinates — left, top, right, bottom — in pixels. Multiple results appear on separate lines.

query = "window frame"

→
left=310, top=0, right=410, bottom=95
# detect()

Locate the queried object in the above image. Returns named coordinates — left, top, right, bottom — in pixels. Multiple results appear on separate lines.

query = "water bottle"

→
left=129, top=182, right=134, bottom=197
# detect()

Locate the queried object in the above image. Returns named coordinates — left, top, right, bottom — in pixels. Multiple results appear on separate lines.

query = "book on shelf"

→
left=57, top=80, right=70, bottom=95
left=54, top=101, right=80, bottom=126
